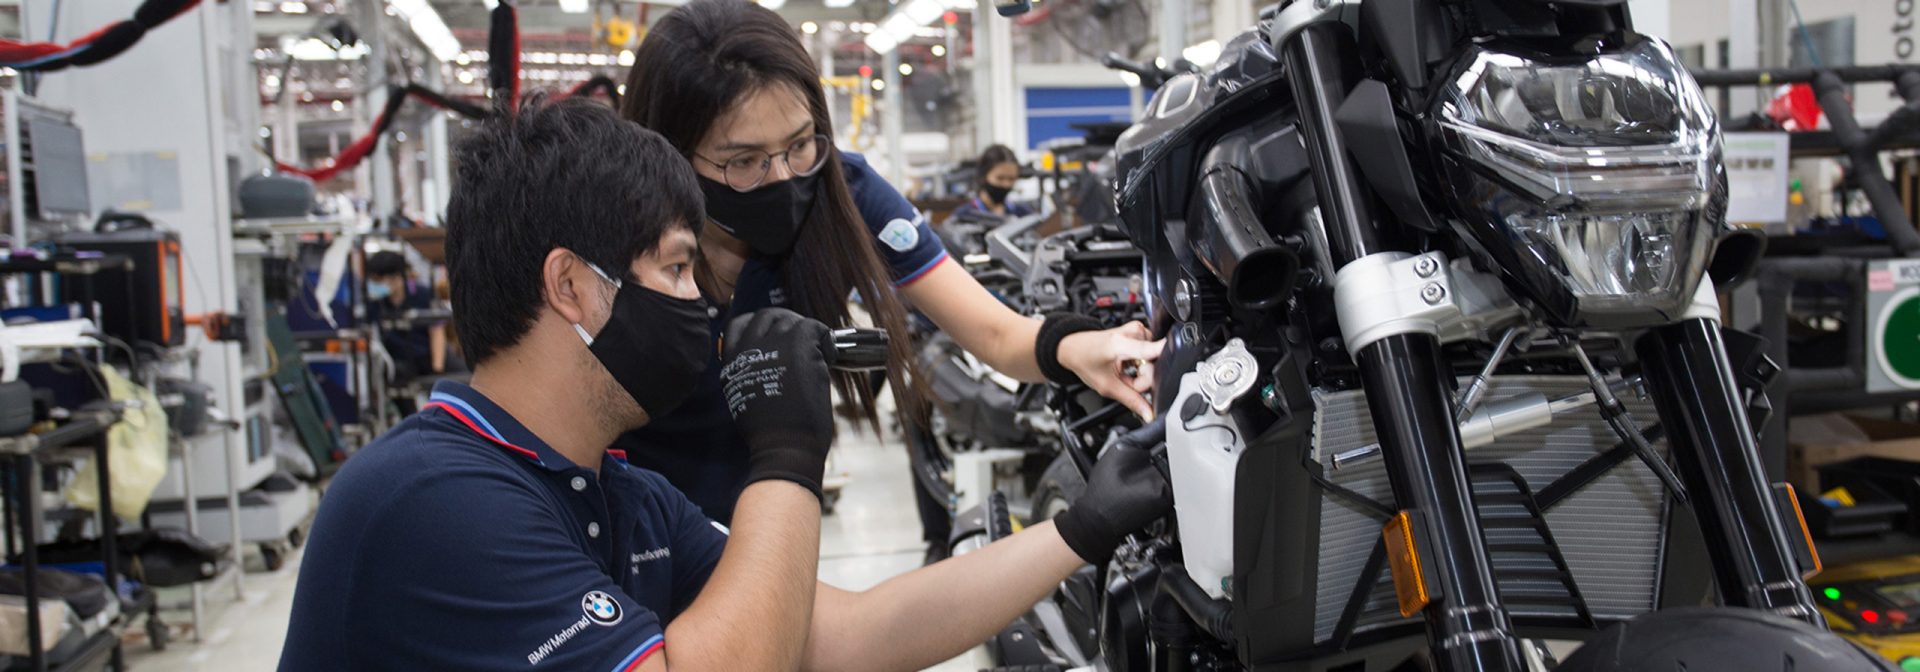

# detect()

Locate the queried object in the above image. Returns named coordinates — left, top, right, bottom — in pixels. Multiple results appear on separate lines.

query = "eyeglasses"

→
left=695, top=134, right=831, bottom=192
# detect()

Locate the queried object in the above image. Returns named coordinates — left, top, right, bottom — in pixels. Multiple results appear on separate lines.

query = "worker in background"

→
left=618, top=0, right=1164, bottom=527
left=278, top=97, right=1172, bottom=672
left=950, top=144, right=1034, bottom=220
left=365, top=250, right=452, bottom=415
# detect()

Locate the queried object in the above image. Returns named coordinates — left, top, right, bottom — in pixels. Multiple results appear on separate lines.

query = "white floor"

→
left=121, top=421, right=990, bottom=671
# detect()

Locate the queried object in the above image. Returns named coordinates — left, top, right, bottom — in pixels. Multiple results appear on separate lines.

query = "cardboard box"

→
left=1788, top=414, right=1920, bottom=492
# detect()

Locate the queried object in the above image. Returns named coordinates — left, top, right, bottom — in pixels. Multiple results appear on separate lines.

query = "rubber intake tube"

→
left=1191, top=143, right=1298, bottom=312
left=1157, top=563, right=1234, bottom=643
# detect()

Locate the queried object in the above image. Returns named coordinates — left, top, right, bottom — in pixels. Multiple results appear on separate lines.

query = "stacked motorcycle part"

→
left=1309, top=375, right=1668, bottom=642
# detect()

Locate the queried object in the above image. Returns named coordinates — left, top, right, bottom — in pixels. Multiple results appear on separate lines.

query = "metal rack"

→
left=0, top=405, right=124, bottom=672
left=1690, top=65, right=1920, bottom=477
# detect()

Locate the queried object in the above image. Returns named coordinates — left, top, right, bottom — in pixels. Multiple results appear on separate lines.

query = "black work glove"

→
left=1053, top=419, right=1172, bottom=566
left=721, top=308, right=835, bottom=500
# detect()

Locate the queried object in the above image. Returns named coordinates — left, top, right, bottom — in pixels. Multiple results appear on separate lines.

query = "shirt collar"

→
left=425, top=380, right=628, bottom=473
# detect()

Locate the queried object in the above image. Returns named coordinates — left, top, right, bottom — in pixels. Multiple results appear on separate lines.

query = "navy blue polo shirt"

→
left=280, top=381, right=728, bottom=671
left=616, top=151, right=948, bottom=524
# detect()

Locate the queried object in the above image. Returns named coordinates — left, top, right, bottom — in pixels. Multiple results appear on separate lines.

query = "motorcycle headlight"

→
left=1432, top=36, right=1721, bottom=327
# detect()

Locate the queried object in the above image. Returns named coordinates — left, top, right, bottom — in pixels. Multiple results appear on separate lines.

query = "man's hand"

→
left=721, top=308, right=835, bottom=499
left=1058, top=321, right=1164, bottom=420
left=1051, top=419, right=1172, bottom=565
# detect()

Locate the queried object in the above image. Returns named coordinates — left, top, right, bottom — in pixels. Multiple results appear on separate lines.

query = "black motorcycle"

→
left=986, top=0, right=1893, bottom=669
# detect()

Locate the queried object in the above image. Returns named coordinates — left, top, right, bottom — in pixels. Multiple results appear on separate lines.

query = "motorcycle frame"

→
left=1262, top=7, right=1822, bottom=671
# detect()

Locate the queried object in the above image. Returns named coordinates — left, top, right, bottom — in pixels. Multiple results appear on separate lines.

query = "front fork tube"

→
left=1637, top=319, right=1823, bottom=624
left=1360, top=334, right=1526, bottom=671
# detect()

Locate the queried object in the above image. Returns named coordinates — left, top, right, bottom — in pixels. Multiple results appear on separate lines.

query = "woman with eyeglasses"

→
left=617, top=0, right=1162, bottom=526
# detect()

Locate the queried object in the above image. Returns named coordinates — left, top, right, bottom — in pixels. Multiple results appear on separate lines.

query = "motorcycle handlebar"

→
left=1101, top=51, right=1171, bottom=88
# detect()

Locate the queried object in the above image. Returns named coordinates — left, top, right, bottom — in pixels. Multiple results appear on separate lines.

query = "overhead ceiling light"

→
left=455, top=53, right=470, bottom=66
left=801, top=21, right=819, bottom=34
left=618, top=84, right=627, bottom=95
left=618, top=49, right=635, bottom=66
left=253, top=1, right=275, bottom=12
left=898, top=63, right=913, bottom=76
left=902, top=0, right=944, bottom=26
left=865, top=31, right=899, bottom=54
left=387, top=0, right=462, bottom=62
left=330, top=100, right=345, bottom=112
left=588, top=54, right=609, bottom=66
left=457, top=70, right=474, bottom=84
left=1116, top=70, right=1140, bottom=88
left=824, top=0, right=856, bottom=7
left=558, top=0, right=590, bottom=12
left=871, top=78, right=886, bottom=91
left=930, top=44, right=946, bottom=57
left=279, top=1, right=308, bottom=13
left=482, top=0, right=498, bottom=8
left=882, top=14, right=918, bottom=39
left=758, top=0, right=786, bottom=9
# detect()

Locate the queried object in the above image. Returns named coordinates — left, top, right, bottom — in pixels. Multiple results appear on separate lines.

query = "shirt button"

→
left=707, top=306, right=719, bottom=318
left=587, top=522, right=601, bottom=538
left=571, top=476, right=587, bottom=491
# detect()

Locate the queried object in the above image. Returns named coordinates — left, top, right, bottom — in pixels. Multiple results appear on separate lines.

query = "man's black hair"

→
left=445, top=96, right=705, bottom=366
left=365, top=251, right=408, bottom=279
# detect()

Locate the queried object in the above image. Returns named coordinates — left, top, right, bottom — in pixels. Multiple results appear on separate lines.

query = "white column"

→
left=426, top=66, right=451, bottom=220
left=976, top=0, right=1017, bottom=149
left=1210, top=0, right=1252, bottom=46
left=1726, top=0, right=1760, bottom=118
left=357, top=0, right=395, bottom=218
left=1160, top=0, right=1190, bottom=64
left=883, top=49, right=906, bottom=187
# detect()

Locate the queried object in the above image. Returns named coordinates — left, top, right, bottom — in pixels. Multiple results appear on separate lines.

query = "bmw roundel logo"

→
left=582, top=591, right=623, bottom=626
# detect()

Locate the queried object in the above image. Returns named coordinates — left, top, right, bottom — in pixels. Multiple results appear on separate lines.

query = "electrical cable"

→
left=0, top=0, right=200, bottom=72
left=1786, top=0, right=1822, bottom=69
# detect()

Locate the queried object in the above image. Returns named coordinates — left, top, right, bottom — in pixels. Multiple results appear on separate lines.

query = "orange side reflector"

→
left=1383, top=510, right=1431, bottom=618
left=1781, top=483, right=1823, bottom=580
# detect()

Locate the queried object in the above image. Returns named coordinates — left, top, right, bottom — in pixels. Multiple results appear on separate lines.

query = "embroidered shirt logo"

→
left=878, top=218, right=920, bottom=252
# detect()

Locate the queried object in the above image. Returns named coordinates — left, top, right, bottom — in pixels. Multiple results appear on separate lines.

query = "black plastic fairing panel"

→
left=1335, top=79, right=1440, bottom=233
left=1231, top=352, right=1322, bottom=664
left=1113, top=26, right=1290, bottom=246
left=1358, top=0, right=1455, bottom=91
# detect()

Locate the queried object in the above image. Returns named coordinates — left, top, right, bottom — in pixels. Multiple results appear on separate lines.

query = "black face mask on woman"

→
left=572, top=259, right=714, bottom=418
left=699, top=173, right=821, bottom=257
left=982, top=184, right=1012, bottom=206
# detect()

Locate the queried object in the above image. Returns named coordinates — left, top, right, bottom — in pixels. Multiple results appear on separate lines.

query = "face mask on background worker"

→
left=367, top=282, right=393, bottom=301
left=571, top=256, right=713, bottom=419
left=698, top=172, right=821, bottom=257
left=981, top=183, right=1012, bottom=206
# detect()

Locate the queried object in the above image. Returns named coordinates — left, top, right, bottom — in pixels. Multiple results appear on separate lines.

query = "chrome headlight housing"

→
left=1432, top=35, right=1722, bottom=328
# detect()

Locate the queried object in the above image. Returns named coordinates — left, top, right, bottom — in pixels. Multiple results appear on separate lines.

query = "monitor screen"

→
left=27, top=115, right=89, bottom=219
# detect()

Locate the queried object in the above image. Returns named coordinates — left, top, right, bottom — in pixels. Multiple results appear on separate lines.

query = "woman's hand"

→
left=1057, top=321, right=1164, bottom=420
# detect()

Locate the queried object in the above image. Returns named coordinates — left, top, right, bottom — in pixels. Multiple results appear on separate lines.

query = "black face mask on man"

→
left=699, top=173, right=821, bottom=257
left=572, top=259, right=713, bottom=419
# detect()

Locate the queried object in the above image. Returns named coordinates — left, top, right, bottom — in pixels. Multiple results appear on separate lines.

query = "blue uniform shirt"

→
left=280, top=380, right=728, bottom=671
left=615, top=151, right=948, bottom=524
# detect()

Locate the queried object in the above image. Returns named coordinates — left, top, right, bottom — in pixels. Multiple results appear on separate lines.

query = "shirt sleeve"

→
left=840, top=151, right=950, bottom=287
left=353, top=470, right=668, bottom=672
left=638, top=470, right=729, bottom=617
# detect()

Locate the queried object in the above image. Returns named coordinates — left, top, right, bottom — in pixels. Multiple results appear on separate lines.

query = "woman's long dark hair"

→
left=621, top=0, right=927, bottom=430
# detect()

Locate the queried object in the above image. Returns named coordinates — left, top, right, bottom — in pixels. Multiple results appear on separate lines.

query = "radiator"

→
left=1307, top=375, right=1669, bottom=641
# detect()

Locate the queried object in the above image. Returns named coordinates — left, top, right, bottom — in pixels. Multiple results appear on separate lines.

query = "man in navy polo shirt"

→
left=280, top=98, right=1172, bottom=671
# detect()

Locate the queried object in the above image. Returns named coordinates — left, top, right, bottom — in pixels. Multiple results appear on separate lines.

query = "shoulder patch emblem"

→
left=879, top=218, right=920, bottom=252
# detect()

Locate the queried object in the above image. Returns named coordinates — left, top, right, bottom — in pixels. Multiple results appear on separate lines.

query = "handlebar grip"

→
left=822, top=327, right=890, bottom=372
